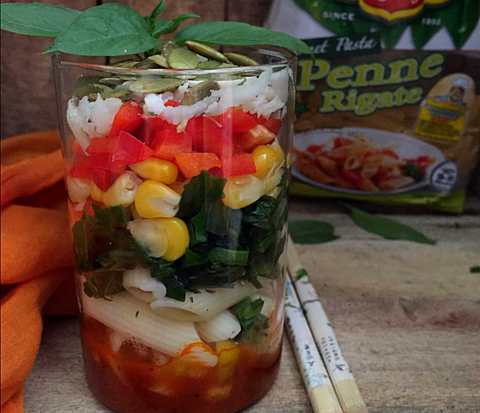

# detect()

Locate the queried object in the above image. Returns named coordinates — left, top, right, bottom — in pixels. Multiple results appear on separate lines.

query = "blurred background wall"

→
left=0, top=0, right=274, bottom=138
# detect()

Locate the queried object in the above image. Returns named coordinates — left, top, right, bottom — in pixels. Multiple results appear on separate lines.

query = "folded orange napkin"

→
left=1, top=131, right=76, bottom=413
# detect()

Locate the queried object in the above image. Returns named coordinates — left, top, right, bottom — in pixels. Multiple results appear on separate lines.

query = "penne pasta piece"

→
left=196, top=311, right=241, bottom=342
left=360, top=163, right=380, bottom=179
left=123, top=266, right=167, bottom=303
left=315, top=155, right=338, bottom=176
left=82, top=292, right=209, bottom=358
left=151, top=283, right=256, bottom=322
left=297, top=155, right=336, bottom=184
left=344, top=156, right=361, bottom=170
left=358, top=176, right=379, bottom=192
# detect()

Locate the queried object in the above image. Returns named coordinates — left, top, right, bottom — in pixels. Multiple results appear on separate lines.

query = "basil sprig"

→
left=0, top=1, right=310, bottom=56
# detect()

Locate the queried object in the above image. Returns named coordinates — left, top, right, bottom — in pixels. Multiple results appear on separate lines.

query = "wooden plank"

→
left=0, top=0, right=98, bottom=138
left=226, top=0, right=273, bottom=26
left=23, top=210, right=480, bottom=412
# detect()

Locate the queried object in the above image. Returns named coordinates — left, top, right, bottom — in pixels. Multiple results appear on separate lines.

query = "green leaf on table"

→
left=346, top=205, right=436, bottom=245
left=296, top=268, right=308, bottom=280
left=148, top=0, right=167, bottom=23
left=289, top=220, right=338, bottom=244
left=0, top=2, right=80, bottom=37
left=153, top=13, right=200, bottom=37
left=47, top=4, right=157, bottom=56
left=470, top=266, right=480, bottom=274
left=176, top=21, right=311, bottom=55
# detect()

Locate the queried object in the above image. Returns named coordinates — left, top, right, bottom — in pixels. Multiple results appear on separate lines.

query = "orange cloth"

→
left=0, top=131, right=76, bottom=413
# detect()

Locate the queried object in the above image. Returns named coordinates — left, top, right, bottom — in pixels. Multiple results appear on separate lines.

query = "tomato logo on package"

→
left=357, top=0, right=450, bottom=23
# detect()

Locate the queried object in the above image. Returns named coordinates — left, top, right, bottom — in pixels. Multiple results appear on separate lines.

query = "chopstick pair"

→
left=285, top=237, right=368, bottom=413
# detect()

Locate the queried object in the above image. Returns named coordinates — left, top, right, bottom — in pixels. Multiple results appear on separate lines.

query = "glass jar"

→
left=53, top=47, right=295, bottom=413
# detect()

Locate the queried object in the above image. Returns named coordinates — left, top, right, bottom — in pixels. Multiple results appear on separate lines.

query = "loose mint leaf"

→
left=0, top=2, right=80, bottom=37
left=176, top=21, right=310, bottom=55
left=296, top=268, right=308, bottom=280
left=346, top=205, right=436, bottom=245
left=47, top=4, right=157, bottom=56
left=470, top=266, right=480, bottom=274
left=289, top=220, right=338, bottom=244
left=153, top=13, right=200, bottom=37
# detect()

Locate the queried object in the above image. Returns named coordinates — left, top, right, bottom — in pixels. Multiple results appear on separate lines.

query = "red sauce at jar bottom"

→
left=81, top=316, right=282, bottom=413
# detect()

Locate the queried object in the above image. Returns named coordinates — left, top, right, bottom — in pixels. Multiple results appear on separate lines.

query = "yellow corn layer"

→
left=135, top=180, right=181, bottom=218
left=223, top=175, right=264, bottom=209
left=215, top=340, right=240, bottom=383
left=127, top=217, right=189, bottom=261
left=130, top=158, right=178, bottom=184
left=90, top=172, right=141, bottom=207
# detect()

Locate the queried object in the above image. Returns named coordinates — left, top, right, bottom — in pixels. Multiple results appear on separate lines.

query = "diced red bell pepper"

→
left=258, top=116, right=282, bottom=134
left=71, top=132, right=152, bottom=191
left=222, top=153, right=256, bottom=177
left=164, top=99, right=180, bottom=107
left=109, top=101, right=143, bottom=138
left=238, top=125, right=276, bottom=152
left=151, top=123, right=192, bottom=161
left=307, top=144, right=324, bottom=154
left=175, top=152, right=221, bottom=179
left=138, top=115, right=167, bottom=146
left=211, top=107, right=260, bottom=134
left=87, top=131, right=153, bottom=168
left=186, top=116, right=234, bottom=159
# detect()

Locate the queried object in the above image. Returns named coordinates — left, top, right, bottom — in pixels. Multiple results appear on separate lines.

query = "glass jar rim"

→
left=53, top=47, right=295, bottom=77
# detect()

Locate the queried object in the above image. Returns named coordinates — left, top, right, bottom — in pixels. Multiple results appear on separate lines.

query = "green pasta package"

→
left=267, top=0, right=480, bottom=212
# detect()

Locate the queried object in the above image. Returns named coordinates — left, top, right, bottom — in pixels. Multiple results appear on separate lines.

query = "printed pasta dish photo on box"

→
left=267, top=0, right=480, bottom=212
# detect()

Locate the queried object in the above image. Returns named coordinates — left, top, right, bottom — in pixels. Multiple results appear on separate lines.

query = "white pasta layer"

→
left=196, top=311, right=241, bottom=342
left=123, top=266, right=167, bottom=302
left=82, top=291, right=205, bottom=357
left=150, top=283, right=256, bottom=322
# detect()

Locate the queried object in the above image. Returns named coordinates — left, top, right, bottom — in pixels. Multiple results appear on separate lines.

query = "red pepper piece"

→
left=175, top=152, right=222, bottom=179
left=238, top=125, right=275, bottom=152
left=258, top=116, right=281, bottom=134
left=334, top=137, right=354, bottom=148
left=151, top=123, right=192, bottom=161
left=341, top=170, right=362, bottom=187
left=211, top=107, right=260, bottom=134
left=109, top=101, right=143, bottom=138
left=222, top=153, right=256, bottom=177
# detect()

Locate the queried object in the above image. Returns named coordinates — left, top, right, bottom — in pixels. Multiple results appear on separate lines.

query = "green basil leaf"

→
left=289, top=220, right=338, bottom=244
left=47, top=4, right=157, bottom=56
left=347, top=206, right=436, bottom=245
left=232, top=297, right=269, bottom=342
left=208, top=247, right=249, bottom=266
left=176, top=21, right=310, bottom=55
left=296, top=268, right=308, bottom=280
left=148, top=0, right=166, bottom=23
left=153, top=13, right=200, bottom=37
left=189, top=210, right=207, bottom=246
left=470, top=266, right=480, bottom=274
left=0, top=2, right=80, bottom=37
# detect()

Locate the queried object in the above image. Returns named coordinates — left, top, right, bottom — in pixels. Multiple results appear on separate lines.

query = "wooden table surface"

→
left=24, top=199, right=480, bottom=413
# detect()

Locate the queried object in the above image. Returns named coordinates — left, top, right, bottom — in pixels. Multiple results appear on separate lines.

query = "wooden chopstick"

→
left=287, top=236, right=368, bottom=413
left=285, top=276, right=344, bottom=413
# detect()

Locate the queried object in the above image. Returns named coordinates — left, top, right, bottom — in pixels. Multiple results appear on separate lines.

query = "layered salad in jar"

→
left=64, top=43, right=292, bottom=413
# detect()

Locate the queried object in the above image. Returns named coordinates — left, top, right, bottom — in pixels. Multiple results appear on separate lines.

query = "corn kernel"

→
left=66, top=176, right=91, bottom=203
left=127, top=219, right=168, bottom=257
left=103, top=172, right=142, bottom=207
left=161, top=217, right=189, bottom=261
left=90, top=183, right=104, bottom=203
left=223, top=175, right=264, bottom=209
left=135, top=180, right=181, bottom=218
left=130, top=158, right=178, bottom=184
left=252, top=145, right=281, bottom=179
left=127, top=217, right=189, bottom=261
